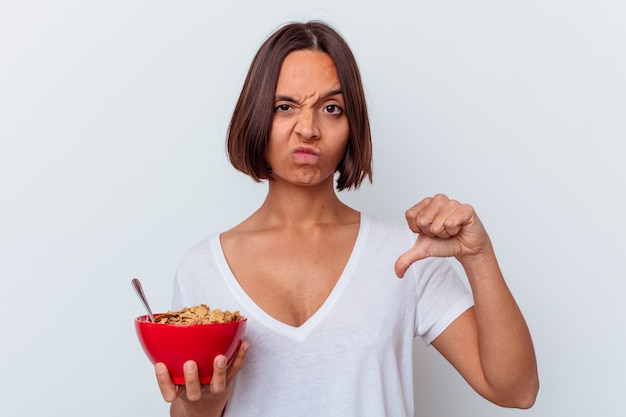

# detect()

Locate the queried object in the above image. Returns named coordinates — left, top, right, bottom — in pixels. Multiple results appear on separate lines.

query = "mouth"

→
left=292, top=147, right=320, bottom=163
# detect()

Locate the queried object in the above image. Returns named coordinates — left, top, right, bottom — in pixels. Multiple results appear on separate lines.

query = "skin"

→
left=156, top=50, right=539, bottom=416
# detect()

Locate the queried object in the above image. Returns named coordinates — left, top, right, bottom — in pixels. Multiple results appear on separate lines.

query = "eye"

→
left=275, top=104, right=292, bottom=112
left=323, top=104, right=343, bottom=115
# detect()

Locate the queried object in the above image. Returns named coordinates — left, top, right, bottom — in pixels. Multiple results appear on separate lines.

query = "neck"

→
left=256, top=179, right=356, bottom=227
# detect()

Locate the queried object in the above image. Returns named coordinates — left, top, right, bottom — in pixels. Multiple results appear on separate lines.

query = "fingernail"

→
left=155, top=363, right=167, bottom=374
left=216, top=356, right=226, bottom=368
left=184, top=361, right=196, bottom=373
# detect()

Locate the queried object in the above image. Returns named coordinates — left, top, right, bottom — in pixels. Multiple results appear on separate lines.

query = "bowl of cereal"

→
left=135, top=304, right=247, bottom=384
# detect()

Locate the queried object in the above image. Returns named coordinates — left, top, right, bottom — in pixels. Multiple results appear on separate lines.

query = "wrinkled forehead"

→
left=275, top=50, right=341, bottom=97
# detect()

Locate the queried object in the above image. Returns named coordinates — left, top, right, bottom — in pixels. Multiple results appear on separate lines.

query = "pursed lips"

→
left=292, top=147, right=320, bottom=163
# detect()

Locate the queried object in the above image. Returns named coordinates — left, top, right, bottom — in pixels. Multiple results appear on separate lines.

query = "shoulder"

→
left=360, top=213, right=415, bottom=246
left=176, top=233, right=220, bottom=273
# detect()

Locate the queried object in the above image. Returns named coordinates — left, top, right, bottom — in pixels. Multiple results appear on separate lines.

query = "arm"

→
left=395, top=194, right=538, bottom=408
left=156, top=342, right=250, bottom=417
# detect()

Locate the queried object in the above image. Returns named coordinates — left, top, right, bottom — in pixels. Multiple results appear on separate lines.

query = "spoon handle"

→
left=131, top=278, right=156, bottom=322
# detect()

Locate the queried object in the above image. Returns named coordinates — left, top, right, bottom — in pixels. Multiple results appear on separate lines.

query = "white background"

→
left=1, top=1, right=624, bottom=416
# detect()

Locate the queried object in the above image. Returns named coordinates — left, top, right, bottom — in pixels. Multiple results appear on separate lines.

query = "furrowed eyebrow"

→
left=324, top=89, right=343, bottom=98
left=274, top=94, right=297, bottom=103
left=274, top=89, right=344, bottom=103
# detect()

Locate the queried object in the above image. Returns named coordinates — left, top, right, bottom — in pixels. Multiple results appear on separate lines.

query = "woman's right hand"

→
left=155, top=341, right=250, bottom=417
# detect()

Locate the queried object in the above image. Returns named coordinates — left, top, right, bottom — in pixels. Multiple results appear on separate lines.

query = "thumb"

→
left=394, top=244, right=429, bottom=278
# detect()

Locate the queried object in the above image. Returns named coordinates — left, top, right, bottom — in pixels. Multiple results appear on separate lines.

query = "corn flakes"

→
left=155, top=304, right=241, bottom=324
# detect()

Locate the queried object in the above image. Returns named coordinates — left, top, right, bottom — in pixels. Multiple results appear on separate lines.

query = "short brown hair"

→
left=226, top=21, right=372, bottom=191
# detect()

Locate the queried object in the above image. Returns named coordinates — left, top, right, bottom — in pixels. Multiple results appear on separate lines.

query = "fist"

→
left=394, top=194, right=491, bottom=277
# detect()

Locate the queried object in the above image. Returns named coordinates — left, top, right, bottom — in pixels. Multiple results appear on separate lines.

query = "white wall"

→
left=1, top=1, right=624, bottom=416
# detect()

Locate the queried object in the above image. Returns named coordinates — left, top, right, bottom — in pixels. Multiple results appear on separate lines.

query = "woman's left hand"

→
left=394, top=193, right=493, bottom=277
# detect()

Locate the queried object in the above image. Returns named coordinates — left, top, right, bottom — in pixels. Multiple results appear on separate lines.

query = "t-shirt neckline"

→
left=212, top=213, right=371, bottom=341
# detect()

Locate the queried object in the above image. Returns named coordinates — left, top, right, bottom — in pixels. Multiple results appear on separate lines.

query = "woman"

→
left=155, top=21, right=538, bottom=417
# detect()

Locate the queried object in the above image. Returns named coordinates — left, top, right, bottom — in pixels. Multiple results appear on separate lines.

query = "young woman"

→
left=155, top=21, right=538, bottom=417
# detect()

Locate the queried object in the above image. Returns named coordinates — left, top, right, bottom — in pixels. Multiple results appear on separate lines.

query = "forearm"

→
left=459, top=245, right=539, bottom=406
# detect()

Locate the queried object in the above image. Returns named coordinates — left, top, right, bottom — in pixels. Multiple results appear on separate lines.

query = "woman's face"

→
left=265, top=49, right=350, bottom=188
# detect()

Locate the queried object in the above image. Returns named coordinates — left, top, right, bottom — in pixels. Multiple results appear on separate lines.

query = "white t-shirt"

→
left=172, top=213, right=474, bottom=417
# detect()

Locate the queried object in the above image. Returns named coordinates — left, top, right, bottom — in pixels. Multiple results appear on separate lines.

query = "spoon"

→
left=131, top=278, right=156, bottom=322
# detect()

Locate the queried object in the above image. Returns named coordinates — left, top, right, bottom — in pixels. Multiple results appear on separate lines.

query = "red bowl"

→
left=135, top=314, right=247, bottom=384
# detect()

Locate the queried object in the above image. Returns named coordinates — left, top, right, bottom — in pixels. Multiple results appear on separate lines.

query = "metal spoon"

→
left=131, top=278, right=156, bottom=322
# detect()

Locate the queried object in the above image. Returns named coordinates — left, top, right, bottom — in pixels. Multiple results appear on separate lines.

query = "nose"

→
left=294, top=110, right=320, bottom=140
